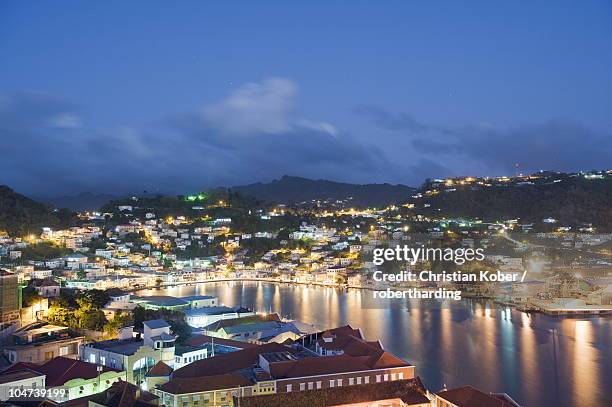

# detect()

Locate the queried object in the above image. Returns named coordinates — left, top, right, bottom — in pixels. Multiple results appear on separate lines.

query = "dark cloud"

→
left=358, top=106, right=612, bottom=175
left=0, top=82, right=393, bottom=196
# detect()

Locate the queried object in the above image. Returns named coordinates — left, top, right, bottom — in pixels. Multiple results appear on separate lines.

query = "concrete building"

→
left=80, top=320, right=176, bottom=388
left=153, top=325, right=416, bottom=407
left=3, top=324, right=84, bottom=364
left=0, top=269, right=20, bottom=323
left=1, top=356, right=126, bottom=401
left=0, top=369, right=46, bottom=401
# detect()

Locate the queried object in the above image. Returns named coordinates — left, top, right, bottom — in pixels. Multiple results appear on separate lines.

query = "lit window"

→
left=357, top=377, right=362, bottom=385
left=308, top=382, right=313, bottom=390
left=286, top=384, right=292, bottom=392
left=330, top=380, right=335, bottom=388
left=299, top=383, right=305, bottom=391
left=364, top=376, right=370, bottom=384
left=348, top=378, right=354, bottom=385
left=337, top=379, right=343, bottom=387
left=391, top=373, right=396, bottom=380
left=316, top=381, right=321, bottom=389
left=384, top=374, right=389, bottom=381
left=398, top=372, right=404, bottom=380
left=376, top=375, right=381, bottom=383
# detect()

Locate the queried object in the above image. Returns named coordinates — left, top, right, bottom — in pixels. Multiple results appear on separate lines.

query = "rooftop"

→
left=0, top=369, right=44, bottom=385
left=2, top=357, right=122, bottom=386
left=158, top=373, right=252, bottom=394
left=237, top=378, right=429, bottom=407
left=143, top=319, right=171, bottom=330
left=437, top=386, right=518, bottom=407
left=86, top=338, right=145, bottom=356
left=134, top=296, right=189, bottom=307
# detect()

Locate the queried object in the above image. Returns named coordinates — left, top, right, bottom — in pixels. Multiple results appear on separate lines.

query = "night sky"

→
left=1, top=1, right=611, bottom=196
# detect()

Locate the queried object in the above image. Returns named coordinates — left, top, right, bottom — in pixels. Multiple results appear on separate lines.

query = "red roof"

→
left=3, top=357, right=122, bottom=386
left=145, top=361, right=173, bottom=377
left=172, top=342, right=292, bottom=379
left=269, top=353, right=409, bottom=379
left=437, top=386, right=516, bottom=407
left=158, top=373, right=252, bottom=394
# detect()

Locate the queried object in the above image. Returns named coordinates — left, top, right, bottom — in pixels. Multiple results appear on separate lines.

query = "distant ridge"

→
left=41, top=192, right=121, bottom=212
left=230, top=175, right=415, bottom=207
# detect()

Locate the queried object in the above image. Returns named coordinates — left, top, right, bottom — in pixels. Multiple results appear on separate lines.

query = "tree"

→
left=103, top=312, right=132, bottom=337
left=21, top=285, right=42, bottom=307
left=74, top=297, right=107, bottom=330
left=83, top=289, right=111, bottom=309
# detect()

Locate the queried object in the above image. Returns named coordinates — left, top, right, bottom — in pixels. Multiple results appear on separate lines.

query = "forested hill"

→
left=231, top=175, right=415, bottom=207
left=414, top=175, right=612, bottom=230
left=0, top=186, right=76, bottom=236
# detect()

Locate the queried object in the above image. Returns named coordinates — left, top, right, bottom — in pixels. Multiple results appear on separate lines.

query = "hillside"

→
left=231, top=175, right=415, bottom=207
left=415, top=176, right=612, bottom=230
left=0, top=186, right=77, bottom=236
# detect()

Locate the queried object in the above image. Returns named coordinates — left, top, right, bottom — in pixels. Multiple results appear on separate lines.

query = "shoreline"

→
left=128, top=277, right=612, bottom=317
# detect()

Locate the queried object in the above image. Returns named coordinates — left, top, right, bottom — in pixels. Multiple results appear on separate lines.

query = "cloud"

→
left=358, top=106, right=612, bottom=175
left=0, top=81, right=391, bottom=196
left=202, top=78, right=297, bottom=135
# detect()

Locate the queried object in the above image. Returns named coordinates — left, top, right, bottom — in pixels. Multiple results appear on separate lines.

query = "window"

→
left=349, top=378, right=354, bottom=385
left=398, top=372, right=404, bottom=380
left=364, top=376, right=370, bottom=384
left=316, top=381, right=322, bottom=389
left=391, top=373, right=396, bottom=380
left=384, top=374, right=389, bottom=381
left=376, top=375, right=381, bottom=383
left=44, top=351, right=54, bottom=360
left=337, top=379, right=343, bottom=387
left=286, top=384, right=292, bottom=392
left=89, top=354, right=96, bottom=364
left=329, top=380, right=335, bottom=388
left=59, top=346, right=69, bottom=356
left=299, top=383, right=305, bottom=391
left=100, top=356, right=106, bottom=366
left=357, top=377, right=362, bottom=385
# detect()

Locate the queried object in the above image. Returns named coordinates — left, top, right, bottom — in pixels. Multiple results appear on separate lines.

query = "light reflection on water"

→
left=141, top=281, right=612, bottom=407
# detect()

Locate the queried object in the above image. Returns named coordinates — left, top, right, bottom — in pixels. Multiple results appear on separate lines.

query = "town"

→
left=0, top=169, right=610, bottom=406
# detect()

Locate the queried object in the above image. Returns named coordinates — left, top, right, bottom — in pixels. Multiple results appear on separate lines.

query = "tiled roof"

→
left=157, top=373, right=252, bottom=394
left=171, top=343, right=292, bottom=379
left=88, top=379, right=158, bottom=407
left=145, top=361, right=173, bottom=377
left=237, top=378, right=429, bottom=407
left=437, top=386, right=516, bottom=407
left=268, top=353, right=408, bottom=379
left=2, top=357, right=122, bottom=387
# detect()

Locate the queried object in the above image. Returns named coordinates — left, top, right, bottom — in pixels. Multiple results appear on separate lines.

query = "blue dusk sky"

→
left=1, top=1, right=611, bottom=195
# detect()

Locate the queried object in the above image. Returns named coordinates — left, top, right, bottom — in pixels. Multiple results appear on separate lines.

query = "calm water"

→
left=141, top=281, right=612, bottom=407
